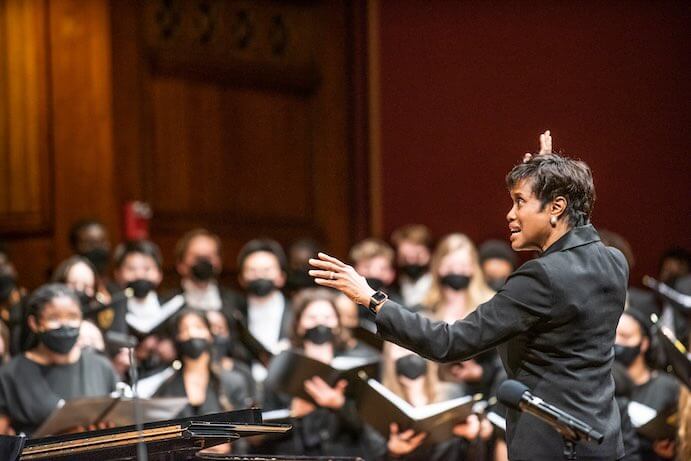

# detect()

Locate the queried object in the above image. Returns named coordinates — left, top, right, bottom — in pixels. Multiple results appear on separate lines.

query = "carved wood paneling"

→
left=142, top=0, right=320, bottom=93
left=113, top=0, right=358, bottom=280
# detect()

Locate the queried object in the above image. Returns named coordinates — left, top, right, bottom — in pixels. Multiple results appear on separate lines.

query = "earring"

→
left=550, top=216, right=558, bottom=227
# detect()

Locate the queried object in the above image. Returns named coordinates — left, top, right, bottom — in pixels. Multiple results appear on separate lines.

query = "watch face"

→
left=372, top=291, right=388, bottom=303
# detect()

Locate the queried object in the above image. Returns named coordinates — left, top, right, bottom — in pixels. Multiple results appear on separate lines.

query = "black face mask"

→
left=614, top=343, right=641, bottom=367
left=0, top=275, right=16, bottom=304
left=177, top=338, right=210, bottom=359
left=440, top=274, right=471, bottom=291
left=395, top=355, right=428, bottom=380
left=141, top=353, right=161, bottom=371
left=191, top=259, right=215, bottom=282
left=247, top=278, right=275, bottom=297
left=127, top=279, right=156, bottom=299
left=82, top=247, right=110, bottom=275
left=39, top=325, right=80, bottom=355
left=303, top=325, right=335, bottom=345
left=487, top=278, right=505, bottom=292
left=400, top=264, right=427, bottom=281
left=212, top=335, right=231, bottom=358
left=366, top=277, right=386, bottom=291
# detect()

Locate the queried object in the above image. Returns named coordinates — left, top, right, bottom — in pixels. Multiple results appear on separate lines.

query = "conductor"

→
left=309, top=132, right=628, bottom=460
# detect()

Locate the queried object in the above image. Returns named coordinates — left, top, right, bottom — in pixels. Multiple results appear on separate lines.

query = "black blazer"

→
left=375, top=225, right=628, bottom=461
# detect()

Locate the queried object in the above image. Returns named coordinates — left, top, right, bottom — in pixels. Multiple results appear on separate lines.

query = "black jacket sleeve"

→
left=375, top=259, right=554, bottom=363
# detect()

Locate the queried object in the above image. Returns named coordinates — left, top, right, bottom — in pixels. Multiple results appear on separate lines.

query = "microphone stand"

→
left=128, top=346, right=148, bottom=461
left=562, top=438, right=576, bottom=461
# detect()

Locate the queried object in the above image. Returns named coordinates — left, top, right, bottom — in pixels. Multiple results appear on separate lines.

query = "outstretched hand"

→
left=309, top=253, right=376, bottom=307
left=523, top=130, right=552, bottom=162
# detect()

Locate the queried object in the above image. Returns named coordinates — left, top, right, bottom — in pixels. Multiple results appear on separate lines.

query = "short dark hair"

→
left=27, top=283, right=81, bottom=318
left=113, top=240, right=163, bottom=270
left=237, top=238, right=287, bottom=272
left=506, top=153, right=596, bottom=227
left=659, top=246, right=691, bottom=270
left=478, top=239, right=518, bottom=268
left=68, top=219, right=106, bottom=250
left=174, top=228, right=222, bottom=263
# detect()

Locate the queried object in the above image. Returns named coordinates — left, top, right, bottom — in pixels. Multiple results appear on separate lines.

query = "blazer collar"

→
left=540, top=223, right=600, bottom=257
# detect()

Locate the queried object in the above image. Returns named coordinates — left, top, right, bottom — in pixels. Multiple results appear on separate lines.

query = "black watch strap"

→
left=368, top=290, right=388, bottom=313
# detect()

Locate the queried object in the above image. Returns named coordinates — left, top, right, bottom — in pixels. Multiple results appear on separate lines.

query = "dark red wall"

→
left=377, top=1, right=691, bottom=284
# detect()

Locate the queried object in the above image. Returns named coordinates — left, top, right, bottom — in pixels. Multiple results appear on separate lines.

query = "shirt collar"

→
left=540, top=223, right=601, bottom=257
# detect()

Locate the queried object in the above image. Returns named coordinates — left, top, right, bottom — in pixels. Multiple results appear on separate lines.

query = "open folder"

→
left=125, top=294, right=185, bottom=335
left=357, top=378, right=481, bottom=445
left=33, top=396, right=188, bottom=437
left=628, top=400, right=677, bottom=440
left=264, top=350, right=379, bottom=403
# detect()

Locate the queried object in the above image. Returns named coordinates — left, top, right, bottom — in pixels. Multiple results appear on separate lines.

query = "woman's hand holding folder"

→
left=303, top=376, right=348, bottom=410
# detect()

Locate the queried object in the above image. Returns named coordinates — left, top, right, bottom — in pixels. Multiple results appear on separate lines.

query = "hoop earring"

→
left=550, top=216, right=558, bottom=227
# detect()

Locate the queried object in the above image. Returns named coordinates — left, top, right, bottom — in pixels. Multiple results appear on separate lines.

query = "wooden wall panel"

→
left=48, top=0, right=119, bottom=260
left=0, top=0, right=51, bottom=234
left=0, top=0, right=119, bottom=289
left=1, top=0, right=368, bottom=289
left=113, top=0, right=362, bottom=282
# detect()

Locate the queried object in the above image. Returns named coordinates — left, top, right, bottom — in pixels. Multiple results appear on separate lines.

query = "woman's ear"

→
left=550, top=196, right=568, bottom=219
left=27, top=314, right=39, bottom=333
left=640, top=336, right=650, bottom=354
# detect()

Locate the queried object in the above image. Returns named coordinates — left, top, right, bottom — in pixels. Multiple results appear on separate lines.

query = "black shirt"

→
left=153, top=367, right=251, bottom=418
left=632, top=371, right=680, bottom=414
left=0, top=349, right=118, bottom=435
left=630, top=371, right=680, bottom=460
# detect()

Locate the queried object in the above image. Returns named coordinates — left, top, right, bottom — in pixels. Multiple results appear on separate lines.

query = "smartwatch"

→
left=368, top=290, right=389, bottom=314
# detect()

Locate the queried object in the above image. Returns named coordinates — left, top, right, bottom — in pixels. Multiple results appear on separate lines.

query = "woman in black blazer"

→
left=310, top=132, right=630, bottom=460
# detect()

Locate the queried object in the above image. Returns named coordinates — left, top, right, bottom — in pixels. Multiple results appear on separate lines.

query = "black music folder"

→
left=628, top=400, right=677, bottom=440
left=357, top=378, right=481, bottom=445
left=264, top=350, right=379, bottom=403
left=657, top=325, right=691, bottom=389
left=0, top=435, right=25, bottom=461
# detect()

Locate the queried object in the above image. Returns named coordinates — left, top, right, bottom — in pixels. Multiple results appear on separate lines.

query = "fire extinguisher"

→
left=123, top=201, right=152, bottom=241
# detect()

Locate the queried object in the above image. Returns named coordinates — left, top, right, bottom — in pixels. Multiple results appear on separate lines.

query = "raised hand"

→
left=387, top=423, right=427, bottom=456
left=523, top=129, right=552, bottom=163
left=309, top=253, right=376, bottom=307
left=539, top=130, right=552, bottom=154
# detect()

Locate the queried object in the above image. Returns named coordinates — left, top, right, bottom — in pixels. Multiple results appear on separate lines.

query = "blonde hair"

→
left=391, top=224, right=433, bottom=249
left=380, top=341, right=440, bottom=404
left=349, top=238, right=395, bottom=265
left=423, top=233, right=494, bottom=316
left=679, top=387, right=691, bottom=461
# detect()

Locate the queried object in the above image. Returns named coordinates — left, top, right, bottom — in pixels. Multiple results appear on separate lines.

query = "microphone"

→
left=643, top=276, right=691, bottom=311
left=497, top=380, right=604, bottom=444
